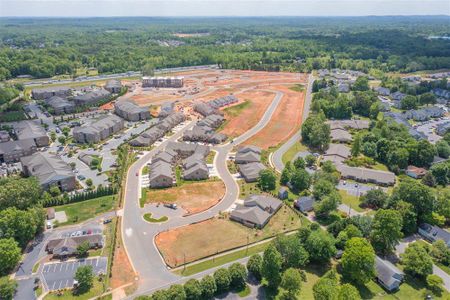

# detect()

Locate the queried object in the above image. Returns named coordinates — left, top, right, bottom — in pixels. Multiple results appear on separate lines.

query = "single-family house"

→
left=406, top=166, right=427, bottom=179
left=238, top=162, right=266, bottom=183
left=235, top=146, right=262, bottom=164
left=418, top=223, right=450, bottom=247
left=294, top=196, right=315, bottom=213
left=230, top=195, right=282, bottom=229
left=375, top=256, right=404, bottom=292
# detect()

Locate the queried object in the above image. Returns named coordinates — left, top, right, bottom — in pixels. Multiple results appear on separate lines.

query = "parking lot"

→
left=41, top=257, right=107, bottom=291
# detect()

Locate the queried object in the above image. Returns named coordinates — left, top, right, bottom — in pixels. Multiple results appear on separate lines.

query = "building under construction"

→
left=142, top=77, right=184, bottom=88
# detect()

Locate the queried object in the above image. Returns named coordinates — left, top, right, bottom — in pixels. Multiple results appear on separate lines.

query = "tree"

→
left=167, top=284, right=186, bottom=300
left=402, top=242, right=433, bottom=278
left=427, top=274, right=444, bottom=294
left=302, top=114, right=330, bottom=151
left=86, top=178, right=93, bottom=187
left=0, top=207, right=44, bottom=248
left=338, top=284, right=361, bottom=300
left=213, top=268, right=231, bottom=293
left=280, top=165, right=292, bottom=186
left=436, top=140, right=450, bottom=159
left=315, top=192, right=340, bottom=217
left=74, top=265, right=94, bottom=294
left=279, top=268, right=302, bottom=300
left=421, top=172, right=437, bottom=187
left=247, top=254, right=263, bottom=281
left=313, top=270, right=339, bottom=300
left=304, top=230, right=336, bottom=263
left=352, top=76, right=369, bottom=91
left=293, top=157, right=306, bottom=169
left=273, top=235, right=309, bottom=269
left=313, top=179, right=335, bottom=201
left=305, top=154, right=316, bottom=167
left=341, top=238, right=375, bottom=285
left=58, top=136, right=66, bottom=145
left=370, top=209, right=403, bottom=255
left=49, top=185, right=61, bottom=197
left=430, top=162, right=450, bottom=186
left=290, top=168, right=311, bottom=192
left=0, top=177, right=42, bottom=210
left=410, top=140, right=436, bottom=168
left=262, top=244, right=283, bottom=290
left=336, top=224, right=362, bottom=249
left=0, top=277, right=17, bottom=300
left=430, top=240, right=450, bottom=265
left=228, top=263, right=247, bottom=290
left=419, top=93, right=437, bottom=105
left=351, top=134, right=361, bottom=157
left=76, top=241, right=90, bottom=258
left=50, top=131, right=57, bottom=142
left=142, top=63, right=155, bottom=76
left=62, top=126, right=70, bottom=137
left=184, top=279, right=202, bottom=300
left=200, top=275, right=216, bottom=299
left=393, top=201, right=417, bottom=235
left=401, top=95, right=418, bottom=110
left=258, top=169, right=277, bottom=191
left=0, top=238, right=21, bottom=276
left=360, top=189, right=388, bottom=209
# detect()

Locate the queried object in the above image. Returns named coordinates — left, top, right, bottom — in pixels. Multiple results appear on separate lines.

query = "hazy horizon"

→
left=1, top=0, right=449, bottom=17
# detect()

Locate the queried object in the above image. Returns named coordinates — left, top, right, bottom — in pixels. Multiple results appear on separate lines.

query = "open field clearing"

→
left=243, top=85, right=305, bottom=149
left=143, top=181, right=225, bottom=215
left=219, top=90, right=275, bottom=137
left=155, top=205, right=302, bottom=267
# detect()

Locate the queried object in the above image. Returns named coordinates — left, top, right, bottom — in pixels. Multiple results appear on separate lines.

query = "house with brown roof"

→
left=406, top=165, right=427, bottom=179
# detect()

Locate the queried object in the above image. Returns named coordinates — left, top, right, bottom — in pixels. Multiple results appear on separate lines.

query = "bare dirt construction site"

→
left=143, top=180, right=225, bottom=216
left=155, top=205, right=302, bottom=268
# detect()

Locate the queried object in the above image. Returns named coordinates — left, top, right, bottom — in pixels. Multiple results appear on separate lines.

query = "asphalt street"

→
left=271, top=74, right=314, bottom=173
left=122, top=90, right=284, bottom=295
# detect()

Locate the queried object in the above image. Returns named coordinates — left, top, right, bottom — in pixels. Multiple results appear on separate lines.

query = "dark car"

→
left=103, top=219, right=112, bottom=224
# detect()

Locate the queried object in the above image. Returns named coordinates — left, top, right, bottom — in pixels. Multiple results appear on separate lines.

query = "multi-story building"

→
left=142, top=77, right=184, bottom=88
left=73, top=115, right=124, bottom=144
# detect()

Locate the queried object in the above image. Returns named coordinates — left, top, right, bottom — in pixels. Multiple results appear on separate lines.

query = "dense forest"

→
left=0, top=16, right=449, bottom=80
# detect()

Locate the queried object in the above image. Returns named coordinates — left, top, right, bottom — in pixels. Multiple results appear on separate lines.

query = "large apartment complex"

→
left=73, top=114, right=124, bottom=144
left=142, top=77, right=184, bottom=88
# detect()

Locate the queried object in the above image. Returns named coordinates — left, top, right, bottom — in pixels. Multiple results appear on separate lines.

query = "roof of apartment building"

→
left=14, top=120, right=48, bottom=141
left=73, top=89, right=111, bottom=103
left=326, top=119, right=370, bottom=130
left=336, top=164, right=396, bottom=185
left=0, top=138, right=36, bottom=155
left=73, top=114, right=123, bottom=135
left=323, top=144, right=351, bottom=164
left=115, top=100, right=148, bottom=114
left=149, top=161, right=173, bottom=181
left=330, top=128, right=353, bottom=143
left=20, top=152, right=74, bottom=186
left=45, top=96, right=75, bottom=109
left=105, top=79, right=122, bottom=90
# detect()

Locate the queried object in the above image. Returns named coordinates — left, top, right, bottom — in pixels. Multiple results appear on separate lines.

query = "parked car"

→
left=103, top=219, right=112, bottom=224
left=164, top=203, right=178, bottom=209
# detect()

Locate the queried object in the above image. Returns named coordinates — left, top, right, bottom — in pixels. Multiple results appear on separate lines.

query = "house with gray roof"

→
left=338, top=83, right=350, bottom=93
left=183, top=124, right=228, bottom=145
left=20, top=152, right=76, bottom=191
left=391, top=91, right=406, bottom=101
left=0, top=139, right=37, bottom=163
left=104, top=80, right=122, bottom=93
left=235, top=146, right=262, bottom=164
left=384, top=112, right=426, bottom=140
left=330, top=128, right=352, bottom=143
left=336, top=164, right=396, bottom=186
left=72, top=89, right=111, bottom=106
left=327, top=120, right=370, bottom=130
left=238, top=162, right=266, bottom=183
left=375, top=256, right=404, bottom=292
left=0, top=131, right=10, bottom=143
left=32, top=86, right=72, bottom=100
left=418, top=223, right=450, bottom=247
left=149, top=161, right=174, bottom=188
left=78, top=153, right=95, bottom=166
left=295, top=196, right=315, bottom=213
left=73, top=114, right=124, bottom=144
left=183, top=159, right=209, bottom=180
left=193, top=102, right=217, bottom=117
left=14, top=120, right=50, bottom=147
left=198, top=114, right=225, bottom=129
left=404, top=106, right=445, bottom=121
left=432, top=88, right=450, bottom=100
left=152, top=150, right=176, bottom=164
left=114, top=101, right=150, bottom=121
left=159, top=102, right=174, bottom=117
left=166, top=141, right=210, bottom=159
left=323, top=144, right=351, bottom=164
left=46, top=234, right=104, bottom=258
left=45, top=96, right=75, bottom=115
left=207, top=95, right=238, bottom=109
left=437, top=121, right=450, bottom=136
left=230, top=195, right=282, bottom=229
left=374, top=87, right=391, bottom=96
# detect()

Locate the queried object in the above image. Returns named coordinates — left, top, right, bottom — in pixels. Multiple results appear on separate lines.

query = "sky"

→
left=0, top=0, right=449, bottom=17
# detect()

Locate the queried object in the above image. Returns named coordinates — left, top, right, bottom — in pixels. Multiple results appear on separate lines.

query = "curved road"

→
left=271, top=74, right=314, bottom=172
left=121, top=90, right=284, bottom=295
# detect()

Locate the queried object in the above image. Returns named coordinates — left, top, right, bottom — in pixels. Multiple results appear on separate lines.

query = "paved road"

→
left=122, top=90, right=284, bottom=295
left=271, top=74, right=314, bottom=173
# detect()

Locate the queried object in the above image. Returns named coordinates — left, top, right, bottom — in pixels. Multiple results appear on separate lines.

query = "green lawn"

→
left=338, top=190, right=365, bottom=212
left=282, top=142, right=307, bottom=165
left=289, top=84, right=305, bottom=92
left=54, top=195, right=116, bottom=225
left=174, top=242, right=269, bottom=276
left=223, top=100, right=251, bottom=117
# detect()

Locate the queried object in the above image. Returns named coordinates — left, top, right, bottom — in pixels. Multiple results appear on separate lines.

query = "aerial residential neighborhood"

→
left=0, top=7, right=449, bottom=300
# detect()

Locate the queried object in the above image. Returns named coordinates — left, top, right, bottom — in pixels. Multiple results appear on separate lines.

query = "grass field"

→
left=143, top=213, right=168, bottom=223
left=143, top=181, right=225, bottom=215
left=54, top=195, right=116, bottom=225
left=44, top=278, right=105, bottom=300
left=156, top=205, right=303, bottom=267
left=282, top=142, right=307, bottom=165
left=338, top=190, right=364, bottom=212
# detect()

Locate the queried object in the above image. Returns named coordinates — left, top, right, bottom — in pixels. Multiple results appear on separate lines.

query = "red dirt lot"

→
left=219, top=90, right=276, bottom=138
left=243, top=85, right=305, bottom=149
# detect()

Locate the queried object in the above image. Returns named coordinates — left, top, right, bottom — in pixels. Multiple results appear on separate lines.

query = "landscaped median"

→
left=143, top=213, right=168, bottom=223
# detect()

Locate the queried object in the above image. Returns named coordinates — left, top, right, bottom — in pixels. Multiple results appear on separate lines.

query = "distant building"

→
left=437, top=121, right=450, bottom=136
left=375, top=256, right=404, bottom=292
left=104, top=79, right=122, bottom=93
left=278, top=187, right=288, bottom=200
left=0, top=130, right=10, bottom=143
left=406, top=165, right=427, bottom=179
left=14, top=120, right=50, bottom=147
left=72, top=89, right=111, bottom=106
left=391, top=91, right=406, bottom=102
left=142, top=77, right=183, bottom=88
left=323, top=144, right=351, bottom=165
left=45, top=96, right=75, bottom=115
left=374, top=87, right=391, bottom=96
left=73, top=114, right=124, bottom=144
left=230, top=195, right=282, bottom=229
left=336, top=164, right=396, bottom=186
left=327, top=120, right=370, bottom=130
left=404, top=106, right=445, bottom=121
left=418, top=223, right=450, bottom=247
left=159, top=102, right=174, bottom=117
left=31, top=86, right=72, bottom=100
left=21, top=152, right=76, bottom=191
left=114, top=101, right=151, bottom=121
left=193, top=102, right=217, bottom=117
left=330, top=128, right=352, bottom=143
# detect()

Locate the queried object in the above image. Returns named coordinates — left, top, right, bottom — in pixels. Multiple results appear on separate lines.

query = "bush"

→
left=228, top=263, right=247, bottom=290
left=427, top=274, right=444, bottom=294
left=213, top=268, right=231, bottom=294
left=246, top=254, right=263, bottom=280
